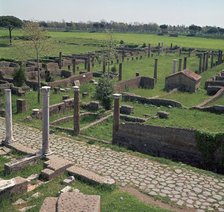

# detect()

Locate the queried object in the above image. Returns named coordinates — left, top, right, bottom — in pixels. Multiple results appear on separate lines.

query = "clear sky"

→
left=1, top=0, right=224, bottom=27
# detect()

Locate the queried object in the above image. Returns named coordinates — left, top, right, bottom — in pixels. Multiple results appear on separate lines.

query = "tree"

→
left=206, top=27, right=218, bottom=34
left=0, top=16, right=23, bottom=45
left=189, top=25, right=201, bottom=35
left=95, top=77, right=113, bottom=110
left=159, top=24, right=168, bottom=34
left=22, top=21, right=50, bottom=103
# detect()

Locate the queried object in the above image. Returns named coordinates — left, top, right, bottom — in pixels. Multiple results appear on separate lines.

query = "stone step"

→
left=7, top=142, right=37, bottom=155
left=39, top=197, right=57, bottom=212
left=40, top=155, right=73, bottom=181
left=67, top=166, right=115, bottom=186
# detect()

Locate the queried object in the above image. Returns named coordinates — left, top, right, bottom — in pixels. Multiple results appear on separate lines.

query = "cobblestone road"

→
left=0, top=118, right=224, bottom=211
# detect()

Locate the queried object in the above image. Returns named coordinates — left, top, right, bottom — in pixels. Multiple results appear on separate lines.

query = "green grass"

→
left=1, top=29, right=224, bottom=61
left=208, top=95, right=224, bottom=106
left=82, top=117, right=113, bottom=141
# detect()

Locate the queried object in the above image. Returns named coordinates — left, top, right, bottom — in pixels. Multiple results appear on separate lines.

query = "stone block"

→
left=57, top=192, right=101, bottom=212
left=39, top=197, right=57, bottom=212
left=120, top=105, right=134, bottom=115
left=16, top=99, right=27, bottom=113
left=67, top=166, right=115, bottom=186
left=157, top=111, right=169, bottom=119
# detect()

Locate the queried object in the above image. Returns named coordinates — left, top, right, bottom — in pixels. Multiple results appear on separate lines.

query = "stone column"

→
left=59, top=52, right=62, bottom=69
left=183, top=57, right=187, bottom=69
left=41, top=86, right=51, bottom=156
left=122, top=51, right=125, bottom=62
left=205, top=52, right=209, bottom=71
left=87, top=56, right=91, bottom=72
left=113, top=93, right=121, bottom=140
left=16, top=99, right=27, bottom=113
left=179, top=48, right=182, bottom=57
left=148, top=44, right=151, bottom=57
left=73, top=86, right=80, bottom=136
left=72, top=58, right=76, bottom=74
left=178, top=58, right=182, bottom=72
left=84, top=59, right=87, bottom=70
left=211, top=51, right=214, bottom=68
left=103, top=60, right=106, bottom=73
left=4, top=89, right=13, bottom=144
left=154, top=58, right=158, bottom=82
left=202, top=53, right=206, bottom=72
left=118, top=63, right=122, bottom=81
left=172, top=59, right=177, bottom=74
left=199, top=54, right=202, bottom=73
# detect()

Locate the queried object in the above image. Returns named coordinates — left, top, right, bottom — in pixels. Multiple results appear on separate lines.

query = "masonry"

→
left=113, top=123, right=224, bottom=171
left=114, top=76, right=155, bottom=92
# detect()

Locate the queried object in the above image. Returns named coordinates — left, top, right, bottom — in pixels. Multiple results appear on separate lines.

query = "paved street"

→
left=0, top=118, right=224, bottom=211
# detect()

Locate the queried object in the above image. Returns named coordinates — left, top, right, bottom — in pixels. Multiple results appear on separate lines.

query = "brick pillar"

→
left=178, top=58, right=182, bottom=72
left=172, top=59, right=177, bottom=74
left=113, top=93, right=121, bottom=140
left=16, top=99, right=27, bottom=113
left=211, top=51, right=214, bottom=68
left=118, top=63, right=122, bottom=81
left=41, top=86, right=51, bottom=156
left=72, top=58, right=76, bottom=74
left=154, top=58, right=158, bottom=82
left=4, top=89, right=13, bottom=144
left=73, top=86, right=80, bottom=136
left=58, top=52, right=62, bottom=69
left=183, top=57, right=187, bottom=70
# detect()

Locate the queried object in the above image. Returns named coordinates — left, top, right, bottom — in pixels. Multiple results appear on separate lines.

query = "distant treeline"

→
left=38, top=21, right=224, bottom=37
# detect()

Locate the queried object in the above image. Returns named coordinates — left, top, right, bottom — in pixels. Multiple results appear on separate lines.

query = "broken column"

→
left=202, top=53, right=206, bottom=72
left=172, top=59, right=177, bottom=74
left=178, top=58, right=182, bottom=72
left=41, top=86, right=51, bottom=156
left=118, top=63, right=122, bottom=81
left=58, top=52, right=62, bottom=69
left=84, top=59, right=87, bottom=70
left=205, top=52, right=209, bottom=70
left=154, top=58, right=158, bottom=82
left=72, top=58, right=76, bottom=74
left=73, top=86, right=80, bottom=136
left=87, top=55, right=91, bottom=72
left=183, top=57, right=187, bottom=69
left=4, top=89, right=13, bottom=144
left=112, top=93, right=121, bottom=140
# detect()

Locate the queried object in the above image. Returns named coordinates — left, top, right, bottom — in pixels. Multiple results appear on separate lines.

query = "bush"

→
left=111, top=66, right=117, bottom=73
left=13, top=65, right=26, bottom=87
left=95, top=77, right=113, bottom=110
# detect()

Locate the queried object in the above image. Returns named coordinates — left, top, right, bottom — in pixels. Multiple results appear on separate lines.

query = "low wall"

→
left=122, top=92, right=182, bottom=108
left=49, top=72, right=93, bottom=88
left=194, top=105, right=224, bottom=114
left=114, top=77, right=155, bottom=92
left=113, top=123, right=223, bottom=171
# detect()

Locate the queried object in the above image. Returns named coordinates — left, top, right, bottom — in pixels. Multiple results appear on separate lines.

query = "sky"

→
left=1, top=0, right=224, bottom=27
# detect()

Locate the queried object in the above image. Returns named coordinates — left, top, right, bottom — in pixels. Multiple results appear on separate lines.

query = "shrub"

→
left=13, top=65, right=26, bottom=87
left=111, top=66, right=117, bottom=73
left=95, top=77, right=113, bottom=110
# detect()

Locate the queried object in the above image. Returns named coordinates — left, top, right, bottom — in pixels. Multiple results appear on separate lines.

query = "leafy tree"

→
left=95, top=77, right=113, bottom=110
left=13, top=64, right=26, bottom=87
left=22, top=21, right=50, bottom=103
left=159, top=24, right=168, bottom=34
left=206, top=27, right=218, bottom=34
left=0, top=16, right=23, bottom=45
left=189, top=25, right=201, bottom=35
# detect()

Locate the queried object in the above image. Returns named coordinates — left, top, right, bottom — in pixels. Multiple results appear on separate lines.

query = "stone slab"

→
left=67, top=166, right=115, bottom=186
left=39, top=197, right=57, bottom=212
left=57, top=192, right=100, bottom=212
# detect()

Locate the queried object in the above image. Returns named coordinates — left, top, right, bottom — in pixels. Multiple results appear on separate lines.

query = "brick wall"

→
left=114, top=76, right=155, bottom=92
left=113, top=123, right=224, bottom=172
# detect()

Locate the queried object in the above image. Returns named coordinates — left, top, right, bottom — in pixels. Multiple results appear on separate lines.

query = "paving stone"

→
left=39, top=197, right=57, bottom=212
left=67, top=166, right=115, bottom=186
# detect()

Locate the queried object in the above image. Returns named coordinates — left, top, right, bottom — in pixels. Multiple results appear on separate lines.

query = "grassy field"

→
left=1, top=29, right=224, bottom=60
